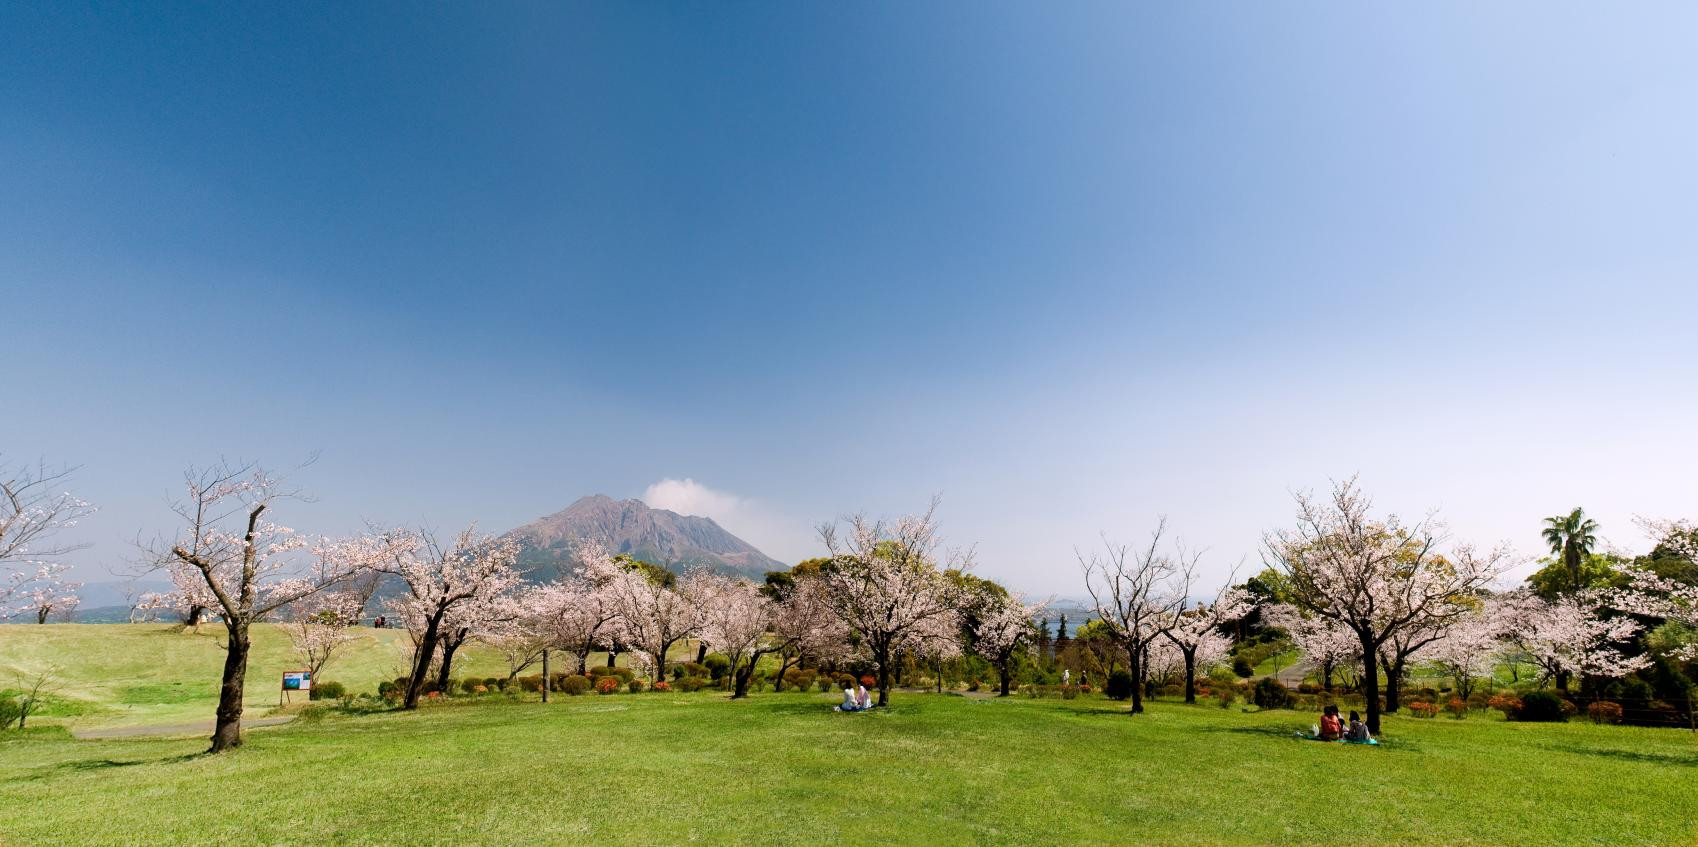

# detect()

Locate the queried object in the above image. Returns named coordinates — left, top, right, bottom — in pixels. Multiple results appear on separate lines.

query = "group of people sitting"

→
left=835, top=684, right=873, bottom=712
left=1308, top=705, right=1375, bottom=744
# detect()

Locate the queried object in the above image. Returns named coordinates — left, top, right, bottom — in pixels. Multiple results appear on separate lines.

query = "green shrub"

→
left=0, top=695, right=21, bottom=730
left=1516, top=691, right=1568, bottom=722
left=376, top=681, right=399, bottom=700
left=783, top=668, right=817, bottom=691
left=483, top=677, right=501, bottom=690
left=675, top=662, right=709, bottom=681
left=1158, top=684, right=1182, bottom=698
left=677, top=676, right=710, bottom=692
left=1103, top=670, right=1135, bottom=701
left=627, top=679, right=645, bottom=693
left=1232, top=657, right=1254, bottom=678
left=816, top=677, right=834, bottom=693
left=1060, top=685, right=1079, bottom=700
left=1252, top=678, right=1292, bottom=710
left=310, top=681, right=347, bottom=701
left=559, top=675, right=592, bottom=696
left=703, top=654, right=731, bottom=680
left=517, top=675, right=544, bottom=693
left=1215, top=688, right=1234, bottom=709
left=590, top=666, right=635, bottom=682
left=1587, top=701, right=1623, bottom=724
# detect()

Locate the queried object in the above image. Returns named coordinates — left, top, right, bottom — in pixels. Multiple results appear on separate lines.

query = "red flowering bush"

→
left=1408, top=701, right=1439, bottom=718
left=1487, top=694, right=1522, bottom=719
left=651, top=681, right=670, bottom=692
left=860, top=675, right=876, bottom=688
left=1445, top=698, right=1467, bottom=718
left=595, top=676, right=619, bottom=695
left=1587, top=701, right=1622, bottom=724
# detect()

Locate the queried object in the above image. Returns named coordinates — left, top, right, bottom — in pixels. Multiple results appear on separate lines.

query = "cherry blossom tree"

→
left=285, top=589, right=366, bottom=679
left=1263, top=604, right=1361, bottom=691
left=963, top=581, right=1046, bottom=697
left=533, top=545, right=624, bottom=675
left=1160, top=577, right=1250, bottom=703
left=1427, top=604, right=1506, bottom=701
left=817, top=500, right=970, bottom=707
left=694, top=571, right=783, bottom=698
left=1501, top=590, right=1650, bottom=689
left=157, top=462, right=395, bottom=752
left=603, top=555, right=700, bottom=682
left=1610, top=519, right=1698, bottom=661
left=1265, top=479, right=1506, bottom=733
left=1, top=460, right=93, bottom=618
left=8, top=563, right=82, bottom=623
left=1078, top=518, right=1192, bottom=715
left=379, top=526, right=522, bottom=709
left=766, top=573, right=848, bottom=690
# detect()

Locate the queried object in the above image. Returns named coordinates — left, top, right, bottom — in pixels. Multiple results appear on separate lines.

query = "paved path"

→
left=71, top=715, right=295, bottom=740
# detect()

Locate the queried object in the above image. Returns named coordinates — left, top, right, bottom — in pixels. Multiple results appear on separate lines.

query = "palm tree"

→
left=1541, top=507, right=1599, bottom=592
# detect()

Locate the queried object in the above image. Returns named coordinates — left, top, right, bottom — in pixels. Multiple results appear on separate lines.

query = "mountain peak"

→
left=504, top=494, right=782, bottom=582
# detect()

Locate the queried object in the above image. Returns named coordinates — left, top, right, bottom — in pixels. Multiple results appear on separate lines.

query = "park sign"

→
left=281, top=670, right=312, bottom=704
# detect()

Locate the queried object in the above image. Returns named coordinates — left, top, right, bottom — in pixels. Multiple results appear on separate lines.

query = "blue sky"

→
left=4, top=2, right=1696, bottom=595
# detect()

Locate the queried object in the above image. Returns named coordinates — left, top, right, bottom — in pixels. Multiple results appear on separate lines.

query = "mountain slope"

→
left=504, top=495, right=786, bottom=582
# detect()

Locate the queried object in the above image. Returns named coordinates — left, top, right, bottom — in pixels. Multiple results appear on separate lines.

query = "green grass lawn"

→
left=0, top=624, right=520, bottom=729
left=2, top=690, right=1696, bottom=846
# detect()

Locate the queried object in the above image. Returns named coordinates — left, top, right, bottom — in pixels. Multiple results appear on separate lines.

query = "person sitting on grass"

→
left=835, top=684, right=872, bottom=712
left=1318, top=704, right=1343, bottom=741
left=1345, top=710, right=1373, bottom=743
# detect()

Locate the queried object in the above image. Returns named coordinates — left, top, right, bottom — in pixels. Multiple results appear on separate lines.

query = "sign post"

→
left=281, top=670, right=312, bottom=706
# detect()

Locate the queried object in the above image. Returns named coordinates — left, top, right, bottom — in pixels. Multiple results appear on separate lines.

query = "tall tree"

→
left=1, top=459, right=94, bottom=619
left=602, top=550, right=700, bottom=682
left=1078, top=518, right=1191, bottom=715
left=1542, top=507, right=1600, bottom=594
left=381, top=526, right=523, bottom=709
left=1265, top=478, right=1505, bottom=733
left=157, top=462, right=392, bottom=751
left=1159, top=577, right=1250, bottom=703
left=817, top=499, right=968, bottom=707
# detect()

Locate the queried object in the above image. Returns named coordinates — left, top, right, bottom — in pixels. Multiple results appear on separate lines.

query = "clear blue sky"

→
left=5, top=2, right=1696, bottom=595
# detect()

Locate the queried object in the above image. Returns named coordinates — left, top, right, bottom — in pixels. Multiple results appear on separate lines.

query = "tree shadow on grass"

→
left=16, top=752, right=203, bottom=783
left=1548, top=744, right=1698, bottom=768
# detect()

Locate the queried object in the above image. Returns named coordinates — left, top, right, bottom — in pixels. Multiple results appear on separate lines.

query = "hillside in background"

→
left=504, top=495, right=787, bottom=582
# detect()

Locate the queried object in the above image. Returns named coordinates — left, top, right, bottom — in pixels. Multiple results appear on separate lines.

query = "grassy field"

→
left=0, top=624, right=520, bottom=729
left=2, top=688, right=1697, bottom=846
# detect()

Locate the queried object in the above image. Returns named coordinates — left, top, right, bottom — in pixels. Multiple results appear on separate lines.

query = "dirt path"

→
left=71, top=715, right=295, bottom=740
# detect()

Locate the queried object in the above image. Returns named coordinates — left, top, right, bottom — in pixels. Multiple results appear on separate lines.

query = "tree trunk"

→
left=732, top=663, right=754, bottom=699
left=1360, top=633, right=1382, bottom=734
left=210, top=622, right=250, bottom=753
left=1555, top=670, right=1571, bottom=693
left=1321, top=661, right=1334, bottom=692
left=607, top=649, right=617, bottom=668
left=436, top=632, right=465, bottom=693
left=576, top=651, right=589, bottom=676
left=772, top=655, right=797, bottom=692
left=1128, top=644, right=1144, bottom=714
left=403, top=613, right=444, bottom=709
left=875, top=643, right=891, bottom=707
left=540, top=649, right=550, bottom=703
left=696, top=641, right=708, bottom=663
left=998, top=658, right=1011, bottom=697
left=185, top=604, right=206, bottom=628
left=1183, top=650, right=1197, bottom=704
left=937, top=657, right=944, bottom=693
left=1382, top=656, right=1406, bottom=714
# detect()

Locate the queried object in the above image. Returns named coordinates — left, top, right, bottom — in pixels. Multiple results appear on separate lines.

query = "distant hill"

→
left=503, top=495, right=787, bottom=583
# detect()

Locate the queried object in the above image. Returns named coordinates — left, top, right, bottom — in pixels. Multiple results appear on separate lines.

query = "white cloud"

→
left=639, top=478, right=816, bottom=565
left=641, top=478, right=744, bottom=522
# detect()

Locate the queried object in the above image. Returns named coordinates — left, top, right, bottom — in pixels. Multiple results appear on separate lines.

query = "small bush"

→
left=859, top=675, right=877, bottom=688
left=1232, top=657, right=1254, bottom=678
left=1587, top=701, right=1623, bottom=724
left=559, top=675, right=592, bottom=696
left=1060, top=684, right=1079, bottom=700
left=517, top=675, right=545, bottom=693
left=1408, top=701, right=1440, bottom=718
left=590, top=666, right=635, bottom=682
left=1297, top=682, right=1320, bottom=694
left=966, top=679, right=981, bottom=692
left=703, top=654, right=731, bottom=680
left=1252, top=678, right=1292, bottom=710
left=816, top=677, right=834, bottom=693
left=1446, top=698, right=1467, bottom=719
left=651, top=681, right=671, bottom=692
left=1215, top=688, right=1234, bottom=709
left=677, top=676, right=710, bottom=692
left=376, top=681, right=399, bottom=701
left=675, top=662, right=709, bottom=681
left=310, top=681, right=347, bottom=701
left=1158, top=684, right=1183, bottom=698
left=484, top=677, right=502, bottom=690
left=1516, top=691, right=1568, bottom=722
left=783, top=668, right=818, bottom=691
left=595, top=676, right=619, bottom=695
left=627, top=679, right=645, bottom=693
left=0, top=695, right=21, bottom=730
left=1103, top=670, right=1136, bottom=702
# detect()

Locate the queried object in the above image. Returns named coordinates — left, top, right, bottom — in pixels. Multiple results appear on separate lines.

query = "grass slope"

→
left=0, top=624, right=517, bottom=729
left=2, top=693, right=1696, bottom=846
